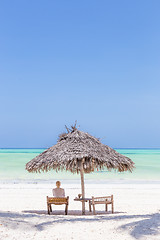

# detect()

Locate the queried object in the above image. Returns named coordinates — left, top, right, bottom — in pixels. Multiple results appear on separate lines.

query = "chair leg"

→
left=65, top=204, right=68, bottom=215
left=112, top=202, right=114, bottom=213
left=92, top=204, right=96, bottom=215
left=50, top=205, right=52, bottom=212
left=47, top=204, right=50, bottom=215
left=105, top=204, right=108, bottom=212
left=89, top=201, right=92, bottom=212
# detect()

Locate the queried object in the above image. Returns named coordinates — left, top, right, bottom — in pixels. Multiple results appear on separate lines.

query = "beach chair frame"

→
left=47, top=196, right=69, bottom=215
left=89, top=195, right=114, bottom=215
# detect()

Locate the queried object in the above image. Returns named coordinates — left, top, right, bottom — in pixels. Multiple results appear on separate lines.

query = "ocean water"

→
left=0, top=148, right=160, bottom=183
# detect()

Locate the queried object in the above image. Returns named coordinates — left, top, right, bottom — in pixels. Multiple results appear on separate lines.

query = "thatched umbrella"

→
left=26, top=124, right=134, bottom=214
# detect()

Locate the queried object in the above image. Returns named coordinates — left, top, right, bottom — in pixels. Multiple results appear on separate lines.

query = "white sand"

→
left=0, top=183, right=160, bottom=240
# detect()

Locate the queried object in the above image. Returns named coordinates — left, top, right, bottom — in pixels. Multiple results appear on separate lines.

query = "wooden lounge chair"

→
left=47, top=196, right=69, bottom=215
left=89, top=195, right=114, bottom=215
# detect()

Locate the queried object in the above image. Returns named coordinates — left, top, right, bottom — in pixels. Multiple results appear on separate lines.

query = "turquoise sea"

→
left=0, top=149, right=160, bottom=183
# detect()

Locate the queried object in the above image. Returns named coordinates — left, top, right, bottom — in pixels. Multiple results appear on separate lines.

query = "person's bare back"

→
left=52, top=181, right=65, bottom=197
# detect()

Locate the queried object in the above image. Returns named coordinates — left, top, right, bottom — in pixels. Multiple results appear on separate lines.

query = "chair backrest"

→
left=92, top=195, right=113, bottom=203
left=47, top=196, right=69, bottom=205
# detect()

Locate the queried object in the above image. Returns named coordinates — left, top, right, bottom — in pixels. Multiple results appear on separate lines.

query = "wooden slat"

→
left=93, top=196, right=112, bottom=199
left=47, top=197, right=68, bottom=204
left=93, top=201, right=112, bottom=204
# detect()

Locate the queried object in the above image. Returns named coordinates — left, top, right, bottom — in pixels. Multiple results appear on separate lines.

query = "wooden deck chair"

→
left=47, top=196, right=69, bottom=215
left=89, top=195, right=114, bottom=215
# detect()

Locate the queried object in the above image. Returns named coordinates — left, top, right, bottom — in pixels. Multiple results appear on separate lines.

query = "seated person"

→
left=53, top=181, right=65, bottom=197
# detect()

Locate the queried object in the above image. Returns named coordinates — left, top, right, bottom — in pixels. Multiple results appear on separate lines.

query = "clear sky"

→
left=0, top=0, right=160, bottom=148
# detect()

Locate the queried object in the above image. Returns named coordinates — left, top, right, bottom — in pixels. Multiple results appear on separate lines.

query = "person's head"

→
left=56, top=181, right=61, bottom=188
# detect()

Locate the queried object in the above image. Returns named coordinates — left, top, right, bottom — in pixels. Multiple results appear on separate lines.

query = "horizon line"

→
left=0, top=147, right=160, bottom=150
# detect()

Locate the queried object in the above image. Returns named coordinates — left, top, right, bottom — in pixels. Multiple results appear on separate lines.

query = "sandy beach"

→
left=0, top=182, right=160, bottom=240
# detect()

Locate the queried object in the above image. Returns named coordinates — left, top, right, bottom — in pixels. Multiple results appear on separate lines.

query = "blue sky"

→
left=0, top=0, right=160, bottom=148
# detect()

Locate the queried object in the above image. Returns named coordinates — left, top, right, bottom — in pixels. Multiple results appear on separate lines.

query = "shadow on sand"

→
left=0, top=210, right=160, bottom=238
left=23, top=209, right=122, bottom=216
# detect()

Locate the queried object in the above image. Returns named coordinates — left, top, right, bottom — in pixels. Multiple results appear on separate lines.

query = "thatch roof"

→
left=26, top=127, right=134, bottom=174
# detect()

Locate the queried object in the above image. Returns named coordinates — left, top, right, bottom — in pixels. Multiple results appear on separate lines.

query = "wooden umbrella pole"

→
left=80, top=160, right=85, bottom=215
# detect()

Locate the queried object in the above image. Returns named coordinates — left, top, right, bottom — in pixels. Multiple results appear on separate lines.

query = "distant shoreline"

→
left=1, top=179, right=160, bottom=185
left=1, top=149, right=160, bottom=182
